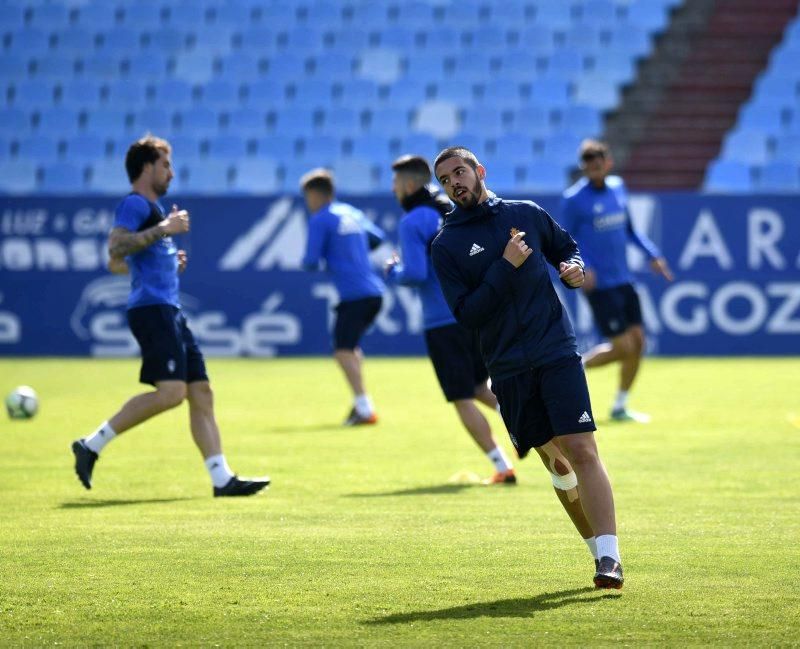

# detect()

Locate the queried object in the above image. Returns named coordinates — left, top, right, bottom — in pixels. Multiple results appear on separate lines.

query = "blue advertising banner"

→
left=1, top=193, right=798, bottom=356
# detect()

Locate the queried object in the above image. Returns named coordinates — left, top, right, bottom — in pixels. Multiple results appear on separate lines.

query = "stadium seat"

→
left=35, top=108, right=81, bottom=136
left=272, top=108, right=317, bottom=136
left=254, top=135, right=297, bottom=159
left=530, top=78, right=573, bottom=109
left=703, top=160, right=753, bottom=192
left=473, top=80, right=525, bottom=110
left=579, top=0, right=618, bottom=25
left=532, top=1, right=573, bottom=28
left=53, top=28, right=95, bottom=54
left=543, top=132, right=584, bottom=167
left=310, top=55, right=355, bottom=82
left=83, top=110, right=132, bottom=136
left=211, top=3, right=253, bottom=27
left=0, top=55, right=31, bottom=82
left=621, top=2, right=669, bottom=31
left=166, top=2, right=208, bottom=26
left=417, top=26, right=461, bottom=51
left=6, top=28, right=51, bottom=55
left=39, top=162, right=86, bottom=194
left=60, top=80, right=104, bottom=109
left=435, top=79, right=477, bottom=105
left=133, top=107, right=173, bottom=134
left=493, top=133, right=536, bottom=162
left=64, top=134, right=109, bottom=163
left=331, top=158, right=379, bottom=193
left=172, top=53, right=216, bottom=84
left=244, top=80, right=285, bottom=106
left=771, top=134, right=800, bottom=162
left=280, top=27, right=327, bottom=53
left=232, top=158, right=281, bottom=193
left=350, top=134, right=395, bottom=161
left=198, top=80, right=242, bottom=109
left=357, top=48, right=402, bottom=84
left=218, top=53, right=262, bottom=80
left=73, top=3, right=120, bottom=29
left=364, top=108, right=410, bottom=135
left=394, top=2, right=436, bottom=28
left=484, top=161, right=520, bottom=193
left=395, top=133, right=439, bottom=159
left=521, top=161, right=569, bottom=192
left=123, top=54, right=168, bottom=81
left=559, top=104, right=603, bottom=136
left=104, top=80, right=148, bottom=107
left=737, top=104, right=789, bottom=132
left=290, top=80, right=334, bottom=109
left=377, top=27, right=418, bottom=50
left=207, top=135, right=248, bottom=159
left=87, top=160, right=132, bottom=194
left=168, top=135, right=204, bottom=160
left=721, top=130, right=771, bottom=165
left=468, top=26, right=508, bottom=52
left=297, top=136, right=342, bottom=163
left=33, top=56, right=78, bottom=80
left=186, top=26, right=236, bottom=56
left=461, top=107, right=507, bottom=138
left=226, top=108, right=270, bottom=135
left=150, top=80, right=195, bottom=109
left=334, top=79, right=379, bottom=109
left=236, top=27, right=277, bottom=53
left=0, top=4, right=25, bottom=31
left=0, top=108, right=31, bottom=137
left=265, top=54, right=309, bottom=81
left=17, top=136, right=61, bottom=164
left=318, top=108, right=363, bottom=137
left=176, top=108, right=220, bottom=136
left=181, top=160, right=233, bottom=193
left=413, top=101, right=459, bottom=139
left=756, top=161, right=800, bottom=192
left=28, top=2, right=70, bottom=28
left=297, top=1, right=342, bottom=25
left=119, top=4, right=168, bottom=31
left=96, top=27, right=142, bottom=54
left=573, top=76, right=619, bottom=111
left=10, top=81, right=56, bottom=108
left=142, top=28, right=191, bottom=55
left=0, top=160, right=38, bottom=193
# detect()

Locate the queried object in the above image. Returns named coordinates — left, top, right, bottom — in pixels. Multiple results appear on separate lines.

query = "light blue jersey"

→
left=114, top=193, right=179, bottom=309
left=559, top=175, right=661, bottom=290
left=302, top=201, right=385, bottom=301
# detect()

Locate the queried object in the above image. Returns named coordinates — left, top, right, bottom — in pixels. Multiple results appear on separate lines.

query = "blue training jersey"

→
left=113, top=193, right=179, bottom=309
left=387, top=204, right=455, bottom=331
left=559, top=175, right=661, bottom=290
left=302, top=201, right=386, bottom=302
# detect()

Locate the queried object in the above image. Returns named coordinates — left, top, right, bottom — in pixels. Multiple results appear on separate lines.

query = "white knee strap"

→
left=551, top=470, right=578, bottom=491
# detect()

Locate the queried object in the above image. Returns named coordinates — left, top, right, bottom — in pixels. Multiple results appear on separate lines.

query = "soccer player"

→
left=386, top=155, right=515, bottom=485
left=300, top=168, right=386, bottom=426
left=430, top=146, right=624, bottom=589
left=71, top=135, right=269, bottom=497
left=560, top=140, right=673, bottom=422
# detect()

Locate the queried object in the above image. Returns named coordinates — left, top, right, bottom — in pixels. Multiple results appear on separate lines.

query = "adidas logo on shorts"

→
left=578, top=411, right=592, bottom=424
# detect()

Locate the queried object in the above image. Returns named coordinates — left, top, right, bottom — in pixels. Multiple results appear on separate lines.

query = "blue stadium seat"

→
left=166, top=2, right=208, bottom=26
left=0, top=160, right=38, bottom=193
left=281, top=160, right=317, bottom=192
left=0, top=138, right=10, bottom=161
left=543, top=132, right=583, bottom=167
left=0, top=55, right=30, bottom=82
left=450, top=51, right=495, bottom=77
left=148, top=80, right=194, bottom=108
left=211, top=3, right=253, bottom=27
left=29, top=3, right=71, bottom=28
left=96, top=27, right=142, bottom=54
left=449, top=133, right=489, bottom=160
left=83, top=110, right=132, bottom=136
left=493, top=133, right=536, bottom=162
left=326, top=28, right=370, bottom=53
left=435, top=79, right=477, bottom=105
left=208, top=134, right=247, bottom=160
left=579, top=0, right=618, bottom=25
left=17, top=136, right=61, bottom=164
left=236, top=27, right=277, bottom=53
left=462, top=107, right=507, bottom=138
left=119, top=4, right=168, bottom=30
left=467, top=26, right=508, bottom=51
left=0, top=108, right=31, bottom=136
left=752, top=76, right=798, bottom=106
left=474, top=79, right=525, bottom=110
left=772, top=134, right=800, bottom=162
left=383, top=80, right=429, bottom=110
left=721, top=130, right=771, bottom=165
left=530, top=78, right=573, bottom=109
left=123, top=54, right=168, bottom=81
left=496, top=50, right=540, bottom=79
left=319, top=108, right=363, bottom=137
left=297, top=1, right=342, bottom=25
left=232, top=158, right=281, bottom=194
left=39, top=162, right=86, bottom=194
left=483, top=161, right=519, bottom=193
left=33, top=56, right=78, bottom=80
left=621, top=2, right=669, bottom=32
left=310, top=55, right=355, bottom=81
left=591, top=51, right=637, bottom=85
left=737, top=104, right=788, bottom=132
left=511, top=106, right=552, bottom=136
left=7, top=28, right=51, bottom=55
left=176, top=108, right=219, bottom=136
left=243, top=80, right=285, bottom=108
left=133, top=107, right=173, bottom=134
left=522, top=161, right=569, bottom=192
left=297, top=136, right=341, bottom=163
left=0, top=4, right=25, bottom=31
left=545, top=51, right=585, bottom=79
left=532, top=1, right=573, bottom=28
left=756, top=161, right=800, bottom=192
left=704, top=160, right=753, bottom=192
left=413, top=101, right=460, bottom=139
left=417, top=26, right=461, bottom=51
left=350, top=134, right=394, bottom=161
left=73, top=3, right=119, bottom=29
left=265, top=54, right=309, bottom=81
left=218, top=53, right=262, bottom=80
left=225, top=108, right=269, bottom=135
left=377, top=27, right=418, bottom=50
left=334, top=79, right=379, bottom=108
left=573, top=76, right=619, bottom=110
left=35, top=107, right=80, bottom=136
left=404, top=54, right=447, bottom=82
left=142, top=28, right=191, bottom=55
left=607, top=27, right=652, bottom=58
left=180, top=160, right=233, bottom=194
left=348, top=4, right=391, bottom=26
left=559, top=104, right=603, bottom=137
left=59, top=80, right=103, bottom=109
left=357, top=48, right=402, bottom=84
left=331, top=158, right=379, bottom=193
left=272, top=108, right=317, bottom=136
left=439, top=0, right=484, bottom=28
left=53, top=28, right=95, bottom=54
left=11, top=80, right=56, bottom=108
left=280, top=27, right=327, bottom=53
left=104, top=80, right=148, bottom=107
left=395, top=2, right=436, bottom=28
left=394, top=133, right=439, bottom=159
left=87, top=162, right=131, bottom=194
left=489, top=3, right=531, bottom=24
left=254, top=136, right=296, bottom=159
left=172, top=53, right=216, bottom=84
left=513, top=27, right=556, bottom=55
left=186, top=26, right=236, bottom=55
left=167, top=135, right=204, bottom=160
left=199, top=80, right=242, bottom=109
left=365, top=108, right=410, bottom=135
left=64, top=134, right=109, bottom=163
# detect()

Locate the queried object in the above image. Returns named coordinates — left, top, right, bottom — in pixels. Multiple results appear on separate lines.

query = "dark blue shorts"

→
left=491, top=355, right=596, bottom=458
left=586, top=282, right=643, bottom=338
left=424, top=323, right=489, bottom=402
left=333, top=296, right=382, bottom=350
left=127, top=304, right=208, bottom=386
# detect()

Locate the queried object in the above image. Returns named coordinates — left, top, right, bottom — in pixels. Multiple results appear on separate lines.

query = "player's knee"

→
left=188, top=382, right=213, bottom=408
left=615, top=333, right=637, bottom=358
left=157, top=383, right=186, bottom=409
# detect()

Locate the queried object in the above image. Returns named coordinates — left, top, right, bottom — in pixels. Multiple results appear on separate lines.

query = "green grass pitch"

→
left=1, top=357, right=798, bottom=646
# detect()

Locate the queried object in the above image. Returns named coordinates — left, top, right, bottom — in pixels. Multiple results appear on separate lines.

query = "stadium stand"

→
left=6, top=0, right=790, bottom=195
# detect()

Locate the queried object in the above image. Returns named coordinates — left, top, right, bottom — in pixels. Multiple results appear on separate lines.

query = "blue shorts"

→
left=424, top=323, right=489, bottom=402
left=586, top=282, right=643, bottom=338
left=333, top=296, right=382, bottom=350
left=127, top=304, right=208, bottom=386
left=491, top=355, right=596, bottom=458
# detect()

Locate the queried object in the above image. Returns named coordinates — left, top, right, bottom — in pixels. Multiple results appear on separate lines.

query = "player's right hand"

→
left=502, top=231, right=533, bottom=268
left=162, top=204, right=190, bottom=235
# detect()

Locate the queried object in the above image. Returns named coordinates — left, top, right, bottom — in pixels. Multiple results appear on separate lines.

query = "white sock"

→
left=354, top=394, right=373, bottom=417
left=584, top=536, right=598, bottom=560
left=487, top=446, right=512, bottom=472
left=205, top=454, right=234, bottom=488
left=613, top=390, right=628, bottom=412
left=596, top=534, right=621, bottom=563
left=83, top=421, right=116, bottom=454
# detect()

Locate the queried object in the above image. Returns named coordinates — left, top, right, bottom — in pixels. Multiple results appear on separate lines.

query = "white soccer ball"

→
left=5, top=385, right=38, bottom=420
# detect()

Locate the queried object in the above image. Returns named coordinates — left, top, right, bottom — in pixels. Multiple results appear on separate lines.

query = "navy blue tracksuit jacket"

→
left=431, top=196, right=584, bottom=381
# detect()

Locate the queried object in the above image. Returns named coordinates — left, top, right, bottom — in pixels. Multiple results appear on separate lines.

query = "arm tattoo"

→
left=108, top=225, right=163, bottom=259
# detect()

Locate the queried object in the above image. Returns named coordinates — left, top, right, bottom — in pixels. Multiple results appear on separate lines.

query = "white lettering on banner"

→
left=394, top=287, right=423, bottom=334
left=0, top=236, right=107, bottom=271
left=0, top=209, right=47, bottom=235
left=218, top=197, right=307, bottom=270
left=658, top=283, right=708, bottom=335
left=627, top=194, right=658, bottom=272
left=72, top=209, right=114, bottom=236
left=89, top=312, right=139, bottom=357
left=0, top=295, right=21, bottom=344
left=678, top=210, right=733, bottom=270
left=767, top=284, right=800, bottom=334
left=748, top=209, right=786, bottom=269
left=240, top=294, right=302, bottom=356
left=635, top=284, right=662, bottom=334
left=188, top=313, right=242, bottom=356
left=710, top=282, right=768, bottom=335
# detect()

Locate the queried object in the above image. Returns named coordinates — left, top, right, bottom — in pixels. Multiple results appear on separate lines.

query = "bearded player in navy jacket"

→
left=430, top=146, right=624, bottom=589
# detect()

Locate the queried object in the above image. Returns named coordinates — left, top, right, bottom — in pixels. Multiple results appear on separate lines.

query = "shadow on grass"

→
left=263, top=423, right=342, bottom=434
left=57, top=497, right=197, bottom=509
left=366, top=587, right=618, bottom=624
left=343, top=483, right=480, bottom=498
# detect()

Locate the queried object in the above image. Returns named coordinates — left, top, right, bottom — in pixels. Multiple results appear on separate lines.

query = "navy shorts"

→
left=333, top=296, right=382, bottom=350
left=586, top=282, right=643, bottom=338
left=127, top=304, right=209, bottom=386
left=424, top=323, right=489, bottom=401
left=491, top=355, right=596, bottom=458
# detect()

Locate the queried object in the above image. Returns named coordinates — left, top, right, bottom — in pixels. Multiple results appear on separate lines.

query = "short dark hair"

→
left=300, top=167, right=335, bottom=195
left=125, top=134, right=171, bottom=183
left=391, top=155, right=432, bottom=183
left=433, top=146, right=480, bottom=178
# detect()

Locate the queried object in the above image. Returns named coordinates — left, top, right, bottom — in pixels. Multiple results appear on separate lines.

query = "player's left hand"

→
left=559, top=262, right=584, bottom=287
left=177, top=249, right=188, bottom=273
left=651, top=257, right=673, bottom=281
left=384, top=253, right=400, bottom=276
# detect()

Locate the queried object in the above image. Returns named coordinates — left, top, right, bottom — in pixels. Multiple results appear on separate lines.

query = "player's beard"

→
left=153, top=179, right=169, bottom=197
left=454, top=176, right=483, bottom=209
